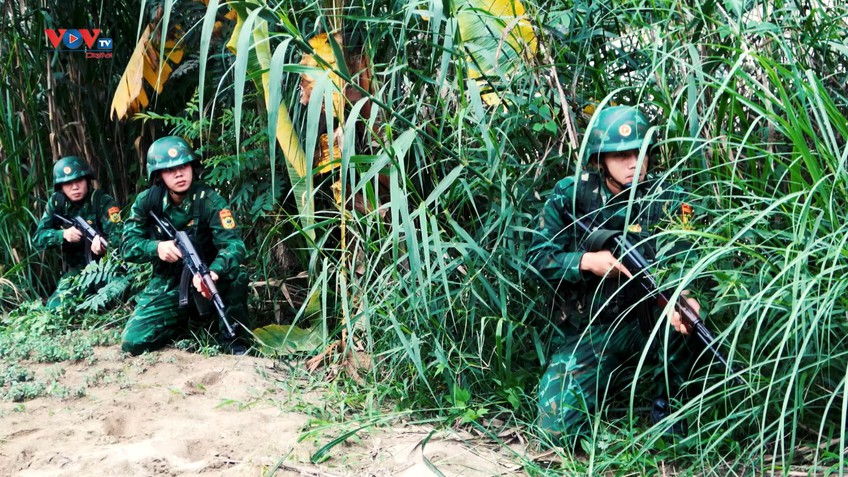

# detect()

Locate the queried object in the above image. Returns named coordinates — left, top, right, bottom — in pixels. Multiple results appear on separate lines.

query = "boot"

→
left=222, top=328, right=249, bottom=355
left=225, top=339, right=248, bottom=356
left=650, top=398, right=688, bottom=437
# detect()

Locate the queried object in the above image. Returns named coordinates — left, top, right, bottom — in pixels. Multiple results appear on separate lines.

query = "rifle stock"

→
left=149, top=211, right=237, bottom=340
left=564, top=209, right=747, bottom=386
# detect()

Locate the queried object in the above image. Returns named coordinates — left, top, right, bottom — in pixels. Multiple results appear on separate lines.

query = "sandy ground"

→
left=0, top=346, right=530, bottom=476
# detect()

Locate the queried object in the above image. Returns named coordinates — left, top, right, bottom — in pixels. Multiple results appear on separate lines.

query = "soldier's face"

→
left=160, top=163, right=193, bottom=195
left=601, top=149, right=647, bottom=191
left=61, top=178, right=88, bottom=202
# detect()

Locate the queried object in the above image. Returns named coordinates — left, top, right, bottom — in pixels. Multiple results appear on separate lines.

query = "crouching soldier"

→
left=34, top=156, right=122, bottom=309
left=529, top=105, right=702, bottom=446
left=121, top=136, right=249, bottom=355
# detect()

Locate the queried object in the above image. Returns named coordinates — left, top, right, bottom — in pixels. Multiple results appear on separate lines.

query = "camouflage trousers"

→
left=121, top=269, right=248, bottom=355
left=537, top=315, right=696, bottom=440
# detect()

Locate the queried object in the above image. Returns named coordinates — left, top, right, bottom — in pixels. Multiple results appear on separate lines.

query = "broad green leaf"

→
left=253, top=324, right=324, bottom=356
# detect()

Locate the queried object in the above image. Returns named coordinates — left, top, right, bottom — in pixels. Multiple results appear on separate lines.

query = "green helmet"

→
left=584, top=106, right=654, bottom=163
left=53, top=156, right=94, bottom=191
left=146, top=136, right=198, bottom=181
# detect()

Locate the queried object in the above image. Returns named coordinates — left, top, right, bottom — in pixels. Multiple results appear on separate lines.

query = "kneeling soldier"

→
left=121, top=136, right=248, bottom=355
left=34, top=156, right=122, bottom=309
left=530, top=105, right=702, bottom=445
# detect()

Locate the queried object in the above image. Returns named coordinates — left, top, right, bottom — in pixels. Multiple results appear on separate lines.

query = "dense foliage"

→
left=3, top=0, right=848, bottom=474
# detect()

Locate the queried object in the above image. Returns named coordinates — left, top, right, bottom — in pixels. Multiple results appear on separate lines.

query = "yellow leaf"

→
left=331, top=179, right=342, bottom=206
left=163, top=40, right=185, bottom=63
left=468, top=65, right=502, bottom=106
left=142, top=53, right=172, bottom=93
left=136, top=88, right=149, bottom=108
left=110, top=25, right=186, bottom=120
left=471, top=0, right=536, bottom=56
left=453, top=0, right=537, bottom=107
left=299, top=33, right=346, bottom=120
left=111, top=26, right=151, bottom=120
left=317, top=129, right=342, bottom=173
left=224, top=6, right=241, bottom=55
left=266, top=92, right=307, bottom=178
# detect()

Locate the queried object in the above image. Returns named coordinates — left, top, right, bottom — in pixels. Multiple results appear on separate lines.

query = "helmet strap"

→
left=599, top=156, right=630, bottom=193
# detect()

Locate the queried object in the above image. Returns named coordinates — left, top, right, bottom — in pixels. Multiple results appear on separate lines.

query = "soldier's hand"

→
left=90, top=235, right=104, bottom=255
left=157, top=240, right=183, bottom=262
left=579, top=250, right=633, bottom=279
left=670, top=293, right=701, bottom=335
left=193, top=271, right=219, bottom=299
left=63, top=227, right=83, bottom=243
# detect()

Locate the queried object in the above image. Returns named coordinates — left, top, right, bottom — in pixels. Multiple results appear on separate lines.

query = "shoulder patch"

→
left=219, top=209, right=236, bottom=229
left=108, top=206, right=122, bottom=223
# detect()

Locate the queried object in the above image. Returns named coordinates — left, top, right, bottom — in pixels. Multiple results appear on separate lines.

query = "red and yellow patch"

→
left=681, top=203, right=694, bottom=226
left=108, top=206, right=121, bottom=223
left=219, top=209, right=236, bottom=229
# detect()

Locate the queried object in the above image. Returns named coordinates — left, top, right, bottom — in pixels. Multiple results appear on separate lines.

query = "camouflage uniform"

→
left=120, top=137, right=248, bottom=355
left=529, top=106, right=697, bottom=440
left=33, top=156, right=122, bottom=309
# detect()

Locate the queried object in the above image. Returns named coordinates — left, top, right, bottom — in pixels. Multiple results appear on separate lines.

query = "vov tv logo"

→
left=45, top=29, right=112, bottom=59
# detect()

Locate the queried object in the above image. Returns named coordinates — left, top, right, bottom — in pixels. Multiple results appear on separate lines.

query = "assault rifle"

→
left=566, top=210, right=747, bottom=386
left=54, top=214, right=110, bottom=264
left=148, top=211, right=238, bottom=341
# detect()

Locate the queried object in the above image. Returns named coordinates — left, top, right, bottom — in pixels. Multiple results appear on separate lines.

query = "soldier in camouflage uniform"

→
left=34, top=156, right=123, bottom=309
left=121, top=136, right=248, bottom=355
left=529, top=106, right=701, bottom=443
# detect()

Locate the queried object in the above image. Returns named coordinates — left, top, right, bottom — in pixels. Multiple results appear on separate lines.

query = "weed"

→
left=44, top=366, right=66, bottom=381
left=1, top=364, right=34, bottom=386
left=4, top=381, right=46, bottom=402
left=47, top=382, right=71, bottom=399
left=31, top=341, right=70, bottom=363
left=84, top=368, right=109, bottom=388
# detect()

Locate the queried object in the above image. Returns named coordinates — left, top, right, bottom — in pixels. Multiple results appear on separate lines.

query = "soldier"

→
left=34, top=156, right=122, bottom=309
left=121, top=136, right=249, bottom=355
left=529, top=105, right=701, bottom=444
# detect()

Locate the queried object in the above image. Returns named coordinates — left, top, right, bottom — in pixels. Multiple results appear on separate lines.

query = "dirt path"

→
left=0, top=346, right=529, bottom=476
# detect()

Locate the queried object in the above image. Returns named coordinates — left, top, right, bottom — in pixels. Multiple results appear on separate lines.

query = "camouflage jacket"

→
left=122, top=181, right=246, bottom=282
left=529, top=171, right=692, bottom=326
left=33, top=189, right=123, bottom=270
